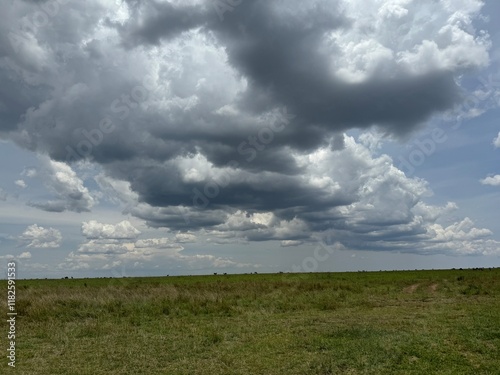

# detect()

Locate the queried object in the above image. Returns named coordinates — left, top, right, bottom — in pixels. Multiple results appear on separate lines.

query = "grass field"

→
left=3, top=268, right=500, bottom=374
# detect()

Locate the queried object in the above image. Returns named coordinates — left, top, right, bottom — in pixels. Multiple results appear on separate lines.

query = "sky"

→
left=0, top=0, right=499, bottom=279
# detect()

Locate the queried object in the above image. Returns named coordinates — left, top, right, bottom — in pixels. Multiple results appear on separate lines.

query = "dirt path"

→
left=404, top=283, right=420, bottom=294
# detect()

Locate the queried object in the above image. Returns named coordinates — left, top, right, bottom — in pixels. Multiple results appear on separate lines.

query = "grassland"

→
left=2, top=268, right=500, bottom=374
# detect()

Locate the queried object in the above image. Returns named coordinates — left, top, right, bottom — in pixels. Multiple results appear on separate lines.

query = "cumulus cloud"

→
left=480, top=175, right=500, bottom=186
left=421, top=218, right=500, bottom=256
left=82, top=220, right=141, bottom=240
left=20, top=224, right=62, bottom=248
left=0, top=1, right=489, bottom=158
left=1, top=0, right=499, bottom=258
left=28, top=159, right=95, bottom=213
left=59, top=221, right=252, bottom=271
left=119, top=133, right=500, bottom=256
left=18, top=251, right=32, bottom=259
left=428, top=217, right=492, bottom=242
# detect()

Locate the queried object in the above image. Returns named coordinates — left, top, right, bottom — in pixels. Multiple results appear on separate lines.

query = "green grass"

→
left=2, top=269, right=500, bottom=374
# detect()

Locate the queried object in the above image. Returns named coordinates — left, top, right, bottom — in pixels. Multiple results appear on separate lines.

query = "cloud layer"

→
left=60, top=220, right=251, bottom=272
left=1, top=0, right=498, bottom=258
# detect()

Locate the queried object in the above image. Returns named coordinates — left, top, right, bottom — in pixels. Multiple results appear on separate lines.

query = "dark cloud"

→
left=117, top=0, right=461, bottom=137
left=112, top=1, right=209, bottom=47
left=0, top=0, right=497, bottom=255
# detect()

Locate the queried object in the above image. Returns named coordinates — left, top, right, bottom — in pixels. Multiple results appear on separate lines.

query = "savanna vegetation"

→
left=3, top=268, right=500, bottom=374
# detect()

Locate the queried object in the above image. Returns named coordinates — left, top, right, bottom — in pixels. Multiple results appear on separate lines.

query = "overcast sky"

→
left=1, top=0, right=499, bottom=279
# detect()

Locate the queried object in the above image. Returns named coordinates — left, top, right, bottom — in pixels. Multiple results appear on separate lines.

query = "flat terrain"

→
left=2, top=268, right=500, bottom=374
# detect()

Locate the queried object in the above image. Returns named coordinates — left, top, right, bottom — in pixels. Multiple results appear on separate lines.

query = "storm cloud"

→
left=1, top=0, right=498, bottom=257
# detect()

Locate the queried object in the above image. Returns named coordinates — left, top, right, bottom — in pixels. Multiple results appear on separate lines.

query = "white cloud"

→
left=494, top=132, right=500, bottom=148
left=94, top=173, right=139, bottom=206
left=281, top=240, right=304, bottom=247
left=208, top=210, right=309, bottom=243
left=15, top=179, right=27, bottom=188
left=422, top=217, right=500, bottom=256
left=60, top=234, right=253, bottom=272
left=29, top=158, right=95, bottom=213
left=428, top=217, right=492, bottom=242
left=412, top=201, right=458, bottom=222
left=21, top=168, right=37, bottom=178
left=20, top=224, right=62, bottom=248
left=480, top=175, right=500, bottom=186
left=82, top=220, right=141, bottom=240
left=296, top=136, right=500, bottom=255
left=77, top=240, right=130, bottom=255
left=57, top=217, right=257, bottom=271
left=174, top=233, right=197, bottom=243
left=0, top=252, right=31, bottom=260
left=358, top=131, right=384, bottom=152
left=330, top=0, right=489, bottom=82
left=0, top=188, right=6, bottom=201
